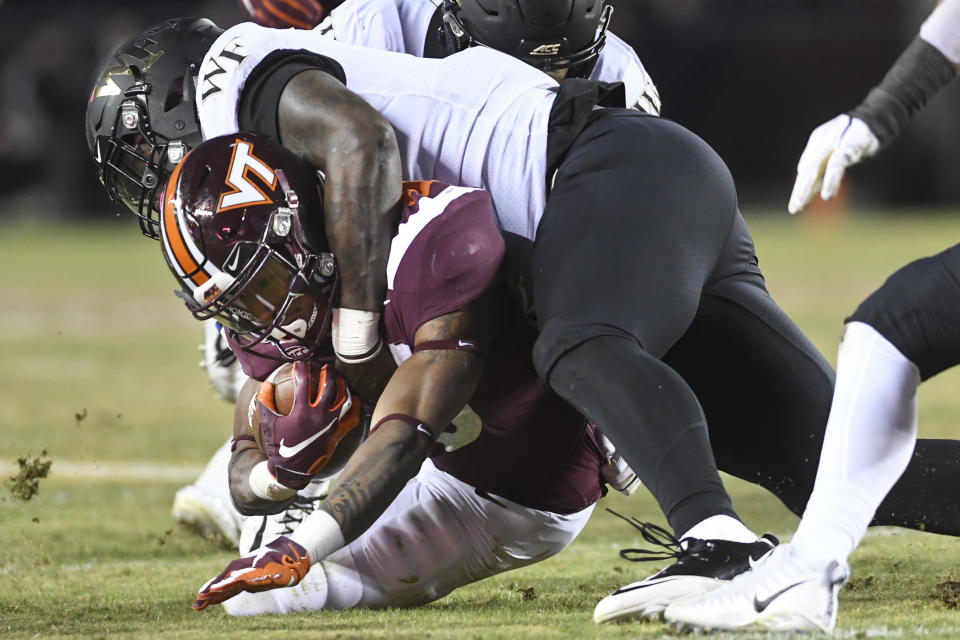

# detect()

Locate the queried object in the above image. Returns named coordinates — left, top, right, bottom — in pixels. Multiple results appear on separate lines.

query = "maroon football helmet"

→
left=159, top=132, right=337, bottom=360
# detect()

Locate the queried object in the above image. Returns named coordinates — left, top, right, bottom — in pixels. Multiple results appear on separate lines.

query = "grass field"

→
left=2, top=210, right=960, bottom=638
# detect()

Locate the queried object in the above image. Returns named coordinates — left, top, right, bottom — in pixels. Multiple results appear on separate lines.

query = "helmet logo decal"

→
left=128, top=37, right=164, bottom=70
left=530, top=43, right=562, bottom=56
left=200, top=38, right=248, bottom=101
left=91, top=58, right=132, bottom=102
left=218, top=139, right=278, bottom=212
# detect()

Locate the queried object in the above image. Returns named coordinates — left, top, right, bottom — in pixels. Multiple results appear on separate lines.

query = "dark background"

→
left=0, top=0, right=956, bottom=221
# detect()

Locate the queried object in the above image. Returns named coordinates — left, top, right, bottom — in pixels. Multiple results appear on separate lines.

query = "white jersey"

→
left=197, top=23, right=556, bottom=240
left=321, top=0, right=661, bottom=114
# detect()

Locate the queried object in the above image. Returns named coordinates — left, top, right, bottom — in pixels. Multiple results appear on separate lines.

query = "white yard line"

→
left=0, top=460, right=203, bottom=482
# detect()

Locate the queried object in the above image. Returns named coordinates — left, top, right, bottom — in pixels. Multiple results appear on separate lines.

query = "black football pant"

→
left=533, top=110, right=960, bottom=537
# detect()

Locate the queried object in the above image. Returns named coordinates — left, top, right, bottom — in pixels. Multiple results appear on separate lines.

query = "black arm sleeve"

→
left=237, top=49, right=347, bottom=141
left=850, top=37, right=956, bottom=149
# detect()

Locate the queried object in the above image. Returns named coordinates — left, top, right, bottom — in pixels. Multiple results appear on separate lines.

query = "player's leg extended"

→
left=665, top=244, right=960, bottom=632
left=664, top=267, right=836, bottom=515
left=796, top=245, right=960, bottom=560
left=532, top=112, right=769, bottom=621
left=222, top=459, right=593, bottom=615
left=671, top=254, right=960, bottom=534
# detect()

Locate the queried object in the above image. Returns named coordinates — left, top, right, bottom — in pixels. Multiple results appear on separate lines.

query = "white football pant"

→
left=224, top=459, right=594, bottom=615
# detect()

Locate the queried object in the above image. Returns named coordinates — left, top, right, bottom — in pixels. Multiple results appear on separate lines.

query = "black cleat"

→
left=593, top=511, right=778, bottom=623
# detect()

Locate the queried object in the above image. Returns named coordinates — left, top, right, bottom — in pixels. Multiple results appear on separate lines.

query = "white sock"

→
left=791, top=322, right=920, bottom=565
left=680, top=514, right=757, bottom=543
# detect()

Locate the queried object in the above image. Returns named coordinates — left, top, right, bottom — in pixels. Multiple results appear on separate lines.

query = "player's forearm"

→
left=318, top=422, right=432, bottom=542
left=302, top=347, right=485, bottom=553
left=851, top=1, right=959, bottom=148
left=277, top=70, right=402, bottom=313
left=322, top=137, right=402, bottom=312
left=850, top=37, right=956, bottom=148
left=228, top=444, right=295, bottom=516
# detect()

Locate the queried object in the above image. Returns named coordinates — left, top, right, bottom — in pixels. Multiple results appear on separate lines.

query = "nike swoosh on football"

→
left=753, top=580, right=809, bottom=613
left=278, top=418, right=336, bottom=458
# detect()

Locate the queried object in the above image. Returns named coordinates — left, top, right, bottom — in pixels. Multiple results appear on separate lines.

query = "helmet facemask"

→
left=96, top=68, right=194, bottom=239
left=87, top=18, right=217, bottom=238
left=175, top=180, right=337, bottom=361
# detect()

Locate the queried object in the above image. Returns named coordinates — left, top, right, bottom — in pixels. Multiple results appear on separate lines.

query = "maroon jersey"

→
left=383, top=181, right=603, bottom=514
left=232, top=181, right=604, bottom=513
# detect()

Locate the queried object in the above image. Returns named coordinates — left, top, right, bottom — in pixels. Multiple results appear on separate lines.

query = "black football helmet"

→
left=86, top=17, right=222, bottom=238
left=159, top=132, right=337, bottom=361
left=441, top=0, right=613, bottom=78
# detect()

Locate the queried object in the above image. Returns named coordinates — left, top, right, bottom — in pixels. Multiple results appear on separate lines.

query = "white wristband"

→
left=248, top=460, right=297, bottom=501
left=290, top=509, right=345, bottom=561
left=332, top=308, right=382, bottom=363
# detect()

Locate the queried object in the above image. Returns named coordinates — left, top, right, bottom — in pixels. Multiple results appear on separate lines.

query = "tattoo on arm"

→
left=319, top=428, right=430, bottom=541
left=278, top=71, right=402, bottom=311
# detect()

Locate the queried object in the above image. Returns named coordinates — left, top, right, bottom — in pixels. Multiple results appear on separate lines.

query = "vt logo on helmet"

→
left=159, top=132, right=338, bottom=362
left=86, top=18, right=222, bottom=239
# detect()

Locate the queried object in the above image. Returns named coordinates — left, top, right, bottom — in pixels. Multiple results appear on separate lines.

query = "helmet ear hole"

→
left=164, top=77, right=185, bottom=112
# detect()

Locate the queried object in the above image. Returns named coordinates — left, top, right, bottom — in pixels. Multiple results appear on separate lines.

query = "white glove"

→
left=787, top=114, right=880, bottom=215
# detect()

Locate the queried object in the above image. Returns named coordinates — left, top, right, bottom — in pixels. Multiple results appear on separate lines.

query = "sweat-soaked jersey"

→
left=229, top=181, right=604, bottom=513
left=196, top=22, right=557, bottom=240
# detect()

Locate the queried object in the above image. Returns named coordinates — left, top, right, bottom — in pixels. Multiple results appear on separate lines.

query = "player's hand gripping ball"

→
left=237, top=0, right=328, bottom=29
left=252, top=361, right=362, bottom=490
left=193, top=535, right=310, bottom=610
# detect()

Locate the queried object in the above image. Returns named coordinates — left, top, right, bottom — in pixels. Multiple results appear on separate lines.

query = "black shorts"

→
left=849, top=241, right=960, bottom=380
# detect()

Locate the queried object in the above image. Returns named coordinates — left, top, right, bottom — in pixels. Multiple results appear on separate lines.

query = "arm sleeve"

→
left=237, top=49, right=347, bottom=140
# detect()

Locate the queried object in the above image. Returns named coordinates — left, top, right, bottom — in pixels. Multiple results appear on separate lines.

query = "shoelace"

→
left=278, top=494, right=326, bottom=535
left=607, top=508, right=708, bottom=563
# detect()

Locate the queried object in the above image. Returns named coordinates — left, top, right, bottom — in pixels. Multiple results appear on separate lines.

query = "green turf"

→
left=1, top=213, right=959, bottom=638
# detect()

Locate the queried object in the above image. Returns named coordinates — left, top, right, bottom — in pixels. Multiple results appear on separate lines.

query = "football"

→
left=251, top=360, right=364, bottom=489
left=237, top=0, right=328, bottom=30
left=250, top=363, right=296, bottom=453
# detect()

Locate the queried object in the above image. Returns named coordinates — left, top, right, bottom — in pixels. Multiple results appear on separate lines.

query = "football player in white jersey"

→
left=310, top=0, right=661, bottom=114
left=665, top=0, right=960, bottom=633
left=86, top=17, right=960, bottom=622
left=238, top=0, right=661, bottom=114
